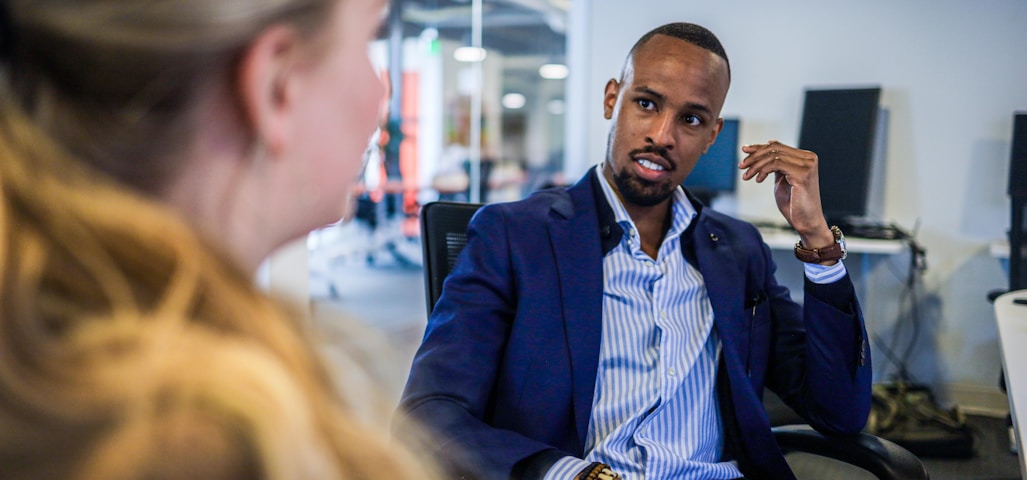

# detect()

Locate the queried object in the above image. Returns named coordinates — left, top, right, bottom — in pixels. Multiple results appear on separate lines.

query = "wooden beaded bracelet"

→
left=576, top=462, right=622, bottom=480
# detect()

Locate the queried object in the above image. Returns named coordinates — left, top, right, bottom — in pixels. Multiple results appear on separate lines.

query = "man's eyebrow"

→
left=685, top=102, right=714, bottom=116
left=632, top=85, right=713, bottom=116
left=632, top=86, right=666, bottom=101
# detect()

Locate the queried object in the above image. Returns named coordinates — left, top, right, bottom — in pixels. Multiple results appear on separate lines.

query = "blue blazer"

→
left=400, top=168, right=872, bottom=479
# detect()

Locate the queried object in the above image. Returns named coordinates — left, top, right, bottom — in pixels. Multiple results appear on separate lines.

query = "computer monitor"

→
left=684, top=117, right=739, bottom=206
left=798, top=87, right=882, bottom=223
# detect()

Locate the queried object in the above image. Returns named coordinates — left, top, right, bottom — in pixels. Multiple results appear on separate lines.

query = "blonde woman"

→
left=0, top=0, right=432, bottom=478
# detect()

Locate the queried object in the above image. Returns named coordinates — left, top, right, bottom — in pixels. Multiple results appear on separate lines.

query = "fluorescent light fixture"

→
left=502, top=93, right=527, bottom=110
left=539, top=63, right=569, bottom=80
left=454, top=46, right=488, bottom=62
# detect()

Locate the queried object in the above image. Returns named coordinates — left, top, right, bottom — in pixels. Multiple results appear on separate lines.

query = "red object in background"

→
left=400, top=71, right=420, bottom=237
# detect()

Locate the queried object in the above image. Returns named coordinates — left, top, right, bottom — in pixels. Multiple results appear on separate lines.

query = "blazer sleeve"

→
left=758, top=238, right=873, bottom=435
left=397, top=205, right=571, bottom=479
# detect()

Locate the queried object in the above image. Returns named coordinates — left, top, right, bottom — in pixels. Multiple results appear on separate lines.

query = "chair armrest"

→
left=772, top=424, right=930, bottom=480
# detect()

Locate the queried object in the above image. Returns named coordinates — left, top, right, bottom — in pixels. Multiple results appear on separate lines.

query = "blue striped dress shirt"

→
left=543, top=167, right=846, bottom=480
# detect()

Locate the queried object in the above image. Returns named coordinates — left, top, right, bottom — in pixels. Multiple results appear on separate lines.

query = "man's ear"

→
left=704, top=117, right=725, bottom=154
left=603, top=79, right=620, bottom=120
left=236, top=25, right=302, bottom=157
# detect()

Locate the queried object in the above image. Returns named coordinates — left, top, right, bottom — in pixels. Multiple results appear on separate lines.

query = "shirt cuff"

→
left=804, top=259, right=847, bottom=284
left=543, top=456, right=593, bottom=480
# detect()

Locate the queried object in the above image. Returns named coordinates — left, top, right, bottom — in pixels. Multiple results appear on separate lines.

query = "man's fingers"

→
left=742, top=148, right=792, bottom=182
left=741, top=141, right=817, bottom=184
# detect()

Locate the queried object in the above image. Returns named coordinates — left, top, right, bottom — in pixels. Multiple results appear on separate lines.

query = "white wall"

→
left=565, top=0, right=1027, bottom=409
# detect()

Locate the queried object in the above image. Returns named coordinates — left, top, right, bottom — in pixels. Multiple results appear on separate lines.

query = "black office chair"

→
left=419, top=200, right=930, bottom=480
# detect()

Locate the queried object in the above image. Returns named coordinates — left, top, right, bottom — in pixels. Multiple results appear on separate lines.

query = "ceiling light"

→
left=454, top=46, right=488, bottom=62
left=539, top=63, right=569, bottom=80
left=502, top=93, right=526, bottom=110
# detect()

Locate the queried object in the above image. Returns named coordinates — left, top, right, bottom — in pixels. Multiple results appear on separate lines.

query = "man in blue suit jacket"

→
left=400, top=22, right=871, bottom=480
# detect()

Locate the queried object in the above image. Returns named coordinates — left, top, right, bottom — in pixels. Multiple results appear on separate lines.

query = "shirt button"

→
left=660, top=311, right=667, bottom=319
left=668, top=368, right=676, bottom=376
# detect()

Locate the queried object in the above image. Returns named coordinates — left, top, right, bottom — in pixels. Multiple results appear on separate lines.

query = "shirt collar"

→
left=594, top=164, right=697, bottom=241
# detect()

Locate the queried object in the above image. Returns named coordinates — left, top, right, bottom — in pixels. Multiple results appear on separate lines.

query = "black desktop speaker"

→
left=1011, top=112, right=1027, bottom=197
left=1010, top=112, right=1027, bottom=291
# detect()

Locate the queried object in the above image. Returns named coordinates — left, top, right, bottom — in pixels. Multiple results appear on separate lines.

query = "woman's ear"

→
left=235, top=25, right=302, bottom=157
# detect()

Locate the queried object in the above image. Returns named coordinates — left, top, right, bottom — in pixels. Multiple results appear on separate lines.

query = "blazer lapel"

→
left=691, top=207, right=796, bottom=477
left=692, top=216, right=749, bottom=376
left=549, top=171, right=607, bottom=450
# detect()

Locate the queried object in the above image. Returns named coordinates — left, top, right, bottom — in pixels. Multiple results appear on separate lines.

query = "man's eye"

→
left=637, top=99, right=655, bottom=110
left=684, top=114, right=702, bottom=126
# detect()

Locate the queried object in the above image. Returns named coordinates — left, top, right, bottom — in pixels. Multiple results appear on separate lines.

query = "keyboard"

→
left=751, top=219, right=911, bottom=241
left=830, top=219, right=910, bottom=241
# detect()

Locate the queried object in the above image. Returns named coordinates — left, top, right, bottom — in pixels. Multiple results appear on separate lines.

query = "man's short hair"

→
left=626, top=22, right=731, bottom=81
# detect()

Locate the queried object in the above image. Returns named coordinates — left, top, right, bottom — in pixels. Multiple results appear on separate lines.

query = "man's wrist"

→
left=797, top=226, right=835, bottom=251
left=795, top=225, right=847, bottom=264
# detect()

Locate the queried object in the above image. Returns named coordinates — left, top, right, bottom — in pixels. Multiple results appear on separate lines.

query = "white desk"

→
left=995, top=289, right=1027, bottom=479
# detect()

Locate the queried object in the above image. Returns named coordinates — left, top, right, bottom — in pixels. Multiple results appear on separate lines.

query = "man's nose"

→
left=645, top=113, right=675, bottom=150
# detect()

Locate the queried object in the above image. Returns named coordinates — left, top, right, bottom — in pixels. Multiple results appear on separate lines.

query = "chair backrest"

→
left=420, top=201, right=484, bottom=316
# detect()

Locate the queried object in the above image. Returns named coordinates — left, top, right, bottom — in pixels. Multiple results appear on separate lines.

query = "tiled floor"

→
left=918, top=414, right=1021, bottom=480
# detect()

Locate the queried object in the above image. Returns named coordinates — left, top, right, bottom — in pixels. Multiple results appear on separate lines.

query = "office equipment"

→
left=1008, top=112, right=1027, bottom=291
left=831, top=219, right=910, bottom=241
left=1010, top=113, right=1027, bottom=198
left=419, top=200, right=928, bottom=480
left=798, top=87, right=883, bottom=225
left=684, top=117, right=739, bottom=206
left=797, top=90, right=952, bottom=453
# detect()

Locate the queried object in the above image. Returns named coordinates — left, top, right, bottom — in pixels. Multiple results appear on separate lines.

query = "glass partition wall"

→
left=308, top=0, right=568, bottom=292
left=375, top=0, right=569, bottom=207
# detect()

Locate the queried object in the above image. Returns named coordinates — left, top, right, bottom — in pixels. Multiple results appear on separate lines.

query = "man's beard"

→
left=605, top=127, right=678, bottom=207
left=611, top=167, right=676, bottom=207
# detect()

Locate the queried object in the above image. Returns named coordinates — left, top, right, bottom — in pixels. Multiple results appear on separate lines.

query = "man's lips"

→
left=630, top=149, right=673, bottom=175
left=636, top=158, right=666, bottom=172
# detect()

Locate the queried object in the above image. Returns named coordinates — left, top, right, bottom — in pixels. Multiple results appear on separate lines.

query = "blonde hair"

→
left=0, top=1, right=432, bottom=478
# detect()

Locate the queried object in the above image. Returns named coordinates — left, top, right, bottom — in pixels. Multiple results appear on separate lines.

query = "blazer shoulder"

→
left=480, top=186, right=577, bottom=224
